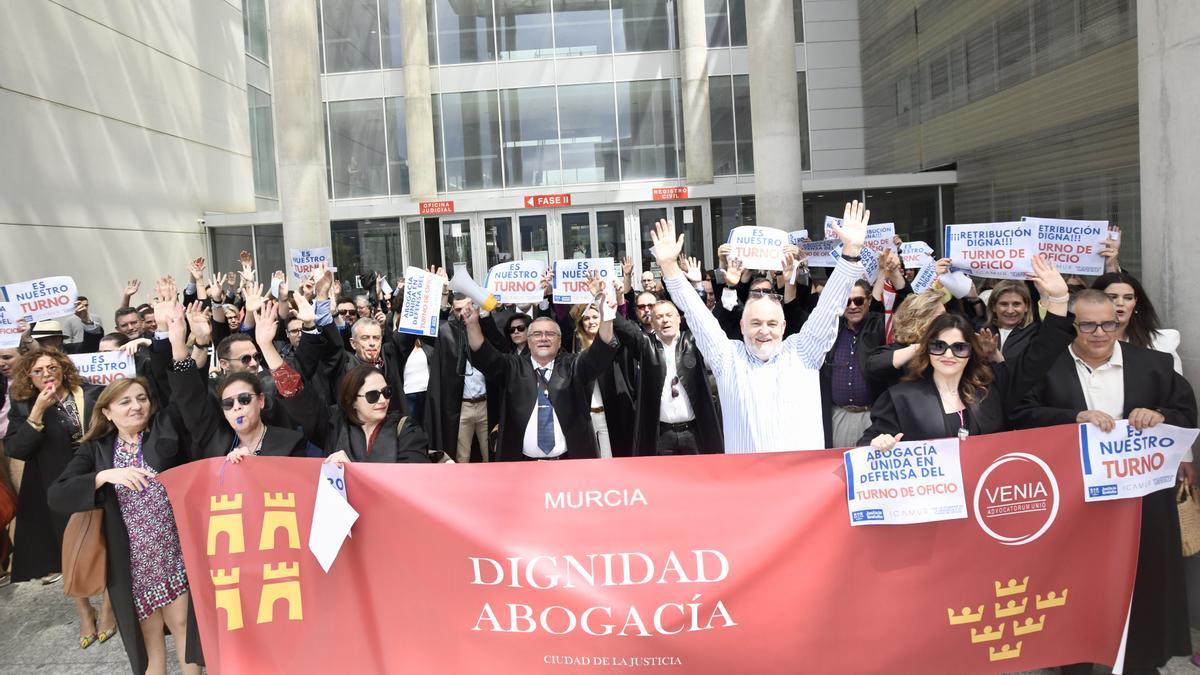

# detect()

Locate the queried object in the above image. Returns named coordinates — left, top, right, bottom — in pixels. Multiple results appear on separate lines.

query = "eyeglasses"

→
left=335, top=309, right=356, bottom=317
left=357, top=387, right=393, bottom=404
left=509, top=324, right=528, bottom=334
left=748, top=290, right=782, bottom=303
left=1076, top=320, right=1120, bottom=334
left=670, top=376, right=681, bottom=398
left=636, top=303, right=656, bottom=310
left=30, top=365, right=61, bottom=377
left=225, top=354, right=258, bottom=367
left=220, top=393, right=256, bottom=410
left=286, top=328, right=303, bottom=335
left=928, top=340, right=971, bottom=358
left=528, top=331, right=560, bottom=340
left=846, top=296, right=867, bottom=308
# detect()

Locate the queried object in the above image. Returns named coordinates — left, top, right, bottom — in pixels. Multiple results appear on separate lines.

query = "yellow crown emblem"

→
left=1013, top=616, right=1046, bottom=636
left=988, top=642, right=1023, bottom=662
left=995, top=576, right=1029, bottom=597
left=970, top=624, right=1005, bottom=643
left=994, top=597, right=1028, bottom=618
left=947, top=605, right=985, bottom=625
left=1036, top=590, right=1068, bottom=609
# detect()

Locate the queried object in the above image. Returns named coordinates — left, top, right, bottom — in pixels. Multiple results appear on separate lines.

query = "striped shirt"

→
left=665, top=257, right=863, bottom=453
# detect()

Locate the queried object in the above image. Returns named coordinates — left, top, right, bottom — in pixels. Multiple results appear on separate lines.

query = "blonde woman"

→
left=865, top=290, right=946, bottom=392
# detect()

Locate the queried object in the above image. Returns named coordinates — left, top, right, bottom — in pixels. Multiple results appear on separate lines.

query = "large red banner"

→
left=160, top=424, right=1140, bottom=674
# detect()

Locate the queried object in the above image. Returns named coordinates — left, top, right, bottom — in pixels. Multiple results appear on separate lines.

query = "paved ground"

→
left=4, top=578, right=1200, bottom=674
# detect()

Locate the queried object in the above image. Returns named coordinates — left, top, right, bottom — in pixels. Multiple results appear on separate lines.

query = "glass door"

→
left=440, top=217, right=474, bottom=276
left=637, top=202, right=706, bottom=270
left=482, top=215, right=517, bottom=269
left=561, top=211, right=592, bottom=259
left=558, top=208, right=629, bottom=261
left=518, top=213, right=552, bottom=265
left=402, top=218, right=427, bottom=269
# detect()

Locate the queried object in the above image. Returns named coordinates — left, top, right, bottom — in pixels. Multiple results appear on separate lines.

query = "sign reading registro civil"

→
left=652, top=187, right=689, bottom=201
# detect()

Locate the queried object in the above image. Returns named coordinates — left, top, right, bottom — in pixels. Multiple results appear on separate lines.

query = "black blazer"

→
left=988, top=321, right=1038, bottom=361
left=614, top=315, right=722, bottom=456
left=277, top=374, right=431, bottom=463
left=822, top=312, right=888, bottom=402
left=299, top=321, right=407, bottom=415
left=47, top=414, right=189, bottom=674
left=167, top=361, right=308, bottom=459
left=859, top=313, right=1077, bottom=445
left=471, top=336, right=618, bottom=461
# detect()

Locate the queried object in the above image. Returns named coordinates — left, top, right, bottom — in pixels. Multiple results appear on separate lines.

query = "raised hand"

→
left=185, top=300, right=212, bottom=345
left=975, top=329, right=1001, bottom=362
left=166, top=301, right=188, bottom=354
left=189, top=257, right=207, bottom=283
left=154, top=275, right=177, bottom=304
left=540, top=270, right=554, bottom=296
left=1028, top=254, right=1068, bottom=301
left=206, top=274, right=226, bottom=302
left=74, top=298, right=90, bottom=322
left=293, top=292, right=317, bottom=326
left=622, top=256, right=634, bottom=277
left=123, top=279, right=141, bottom=300
left=255, top=301, right=279, bottom=348
left=313, top=263, right=333, bottom=300
left=934, top=258, right=952, bottom=276
left=585, top=271, right=604, bottom=299
left=682, top=256, right=703, bottom=284
left=834, top=201, right=869, bottom=257
left=223, top=271, right=238, bottom=288
left=725, top=257, right=745, bottom=286
left=238, top=250, right=255, bottom=284
left=1100, top=226, right=1122, bottom=272
left=243, top=282, right=266, bottom=315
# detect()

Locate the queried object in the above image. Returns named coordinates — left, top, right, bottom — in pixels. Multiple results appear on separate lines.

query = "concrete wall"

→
left=0, top=0, right=254, bottom=325
left=803, top=0, right=867, bottom=178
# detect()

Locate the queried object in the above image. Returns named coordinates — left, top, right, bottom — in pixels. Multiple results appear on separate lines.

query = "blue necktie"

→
left=536, top=368, right=554, bottom=454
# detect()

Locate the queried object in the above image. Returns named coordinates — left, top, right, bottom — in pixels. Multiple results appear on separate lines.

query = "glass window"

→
left=519, top=215, right=551, bottom=263
left=710, top=196, right=755, bottom=263
left=431, top=95, right=446, bottom=192
left=252, top=224, right=287, bottom=276
left=705, top=0, right=730, bottom=47
left=495, top=0, right=553, bottom=60
left=1033, top=0, right=1077, bottom=73
left=1080, top=0, right=1133, bottom=53
left=612, top=0, right=676, bottom=52
left=320, top=0, right=382, bottom=73
left=431, top=0, right=495, bottom=65
left=557, top=83, right=618, bottom=184
left=484, top=217, right=515, bottom=268
left=862, top=187, right=941, bottom=255
left=728, top=0, right=747, bottom=46
left=803, top=191, right=862, bottom=237
left=247, top=86, right=277, bottom=198
left=965, top=22, right=996, bottom=103
left=384, top=97, right=408, bottom=194
left=437, top=90, right=503, bottom=191
left=596, top=210, right=626, bottom=260
left=328, top=99, right=388, bottom=198
left=243, top=0, right=269, bottom=62
left=733, top=74, right=753, bottom=174
left=210, top=226, right=254, bottom=278
left=640, top=207, right=701, bottom=262
left=793, top=0, right=804, bottom=43
left=617, top=79, right=680, bottom=180
left=562, top=212, right=592, bottom=258
left=926, top=49, right=951, bottom=117
left=378, top=0, right=404, bottom=68
left=553, top=0, right=612, bottom=57
left=404, top=219, right=427, bottom=268
left=709, top=75, right=736, bottom=176
left=331, top=219, right=406, bottom=285
left=796, top=72, right=810, bottom=172
left=442, top=219, right=473, bottom=275
left=501, top=87, right=560, bottom=187
left=996, top=6, right=1031, bottom=90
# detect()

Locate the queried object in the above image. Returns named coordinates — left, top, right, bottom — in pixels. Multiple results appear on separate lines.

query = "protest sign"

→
left=788, top=230, right=809, bottom=246
left=1079, top=421, right=1199, bottom=501
left=911, top=259, right=939, bottom=293
left=801, top=240, right=839, bottom=267
left=396, top=267, right=445, bottom=337
left=162, top=424, right=1139, bottom=674
left=1021, top=218, right=1108, bottom=276
left=290, top=248, right=334, bottom=281
left=552, top=258, right=616, bottom=305
left=945, top=222, right=1037, bottom=280
left=901, top=241, right=935, bottom=270
left=844, top=438, right=966, bottom=525
left=69, top=351, right=136, bottom=385
left=0, top=302, right=26, bottom=348
left=727, top=227, right=787, bottom=271
left=822, top=218, right=896, bottom=255
left=485, top=261, right=547, bottom=305
left=825, top=242, right=879, bottom=283
left=0, top=275, right=78, bottom=323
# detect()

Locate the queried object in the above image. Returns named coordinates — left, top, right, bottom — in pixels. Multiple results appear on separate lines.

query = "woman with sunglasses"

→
left=48, top=377, right=200, bottom=675
left=164, top=302, right=308, bottom=463
left=860, top=256, right=1074, bottom=449
left=253, top=303, right=430, bottom=464
left=1091, top=271, right=1182, bottom=373
left=4, top=349, right=118, bottom=649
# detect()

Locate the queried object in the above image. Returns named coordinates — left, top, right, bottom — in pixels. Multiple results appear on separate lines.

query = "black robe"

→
left=4, top=383, right=101, bottom=582
left=46, top=414, right=189, bottom=674
left=1012, top=342, right=1198, bottom=670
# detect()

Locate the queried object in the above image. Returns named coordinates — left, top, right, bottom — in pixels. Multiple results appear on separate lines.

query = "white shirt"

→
left=522, top=358, right=568, bottom=458
left=998, top=327, right=1013, bottom=349
left=462, top=358, right=487, bottom=399
left=403, top=346, right=429, bottom=394
left=666, top=257, right=863, bottom=453
left=658, top=337, right=696, bottom=424
left=1070, top=343, right=1124, bottom=418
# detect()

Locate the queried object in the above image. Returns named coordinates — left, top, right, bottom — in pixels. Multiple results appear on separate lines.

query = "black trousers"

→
left=656, top=423, right=700, bottom=455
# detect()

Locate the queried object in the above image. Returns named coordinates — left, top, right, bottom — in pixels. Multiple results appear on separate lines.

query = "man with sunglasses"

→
left=651, top=201, right=870, bottom=454
left=822, top=280, right=888, bottom=448
left=1013, top=289, right=1197, bottom=675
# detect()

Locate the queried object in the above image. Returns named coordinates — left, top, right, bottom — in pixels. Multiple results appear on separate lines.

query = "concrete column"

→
left=745, top=0, right=803, bottom=229
left=1138, top=0, right=1200, bottom=382
left=678, top=0, right=713, bottom=185
left=402, top=0, right=438, bottom=199
left=267, top=0, right=330, bottom=249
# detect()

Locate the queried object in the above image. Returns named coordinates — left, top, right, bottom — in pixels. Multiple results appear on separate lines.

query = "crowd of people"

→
left=0, top=202, right=1195, bottom=674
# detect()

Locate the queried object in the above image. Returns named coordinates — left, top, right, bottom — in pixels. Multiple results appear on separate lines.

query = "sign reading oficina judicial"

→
left=161, top=424, right=1144, bottom=674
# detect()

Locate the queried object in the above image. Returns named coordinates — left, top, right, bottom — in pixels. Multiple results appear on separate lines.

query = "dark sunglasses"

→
left=748, top=290, right=782, bottom=303
left=670, top=376, right=681, bottom=398
left=357, top=387, right=393, bottom=404
left=220, top=393, right=256, bottom=410
left=1076, top=320, right=1120, bottom=334
left=928, top=340, right=971, bottom=358
left=509, top=324, right=528, bottom=334
left=636, top=303, right=656, bottom=310
left=226, top=354, right=258, bottom=366
left=335, top=309, right=356, bottom=317
left=846, top=296, right=867, bottom=308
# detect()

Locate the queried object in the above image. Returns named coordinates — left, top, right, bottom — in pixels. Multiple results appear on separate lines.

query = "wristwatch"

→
left=840, top=253, right=862, bottom=262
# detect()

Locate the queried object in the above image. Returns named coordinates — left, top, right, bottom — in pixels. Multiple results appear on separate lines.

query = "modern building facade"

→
left=205, top=0, right=957, bottom=287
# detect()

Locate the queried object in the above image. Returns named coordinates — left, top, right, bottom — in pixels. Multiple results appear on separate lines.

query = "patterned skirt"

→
left=114, top=439, right=189, bottom=621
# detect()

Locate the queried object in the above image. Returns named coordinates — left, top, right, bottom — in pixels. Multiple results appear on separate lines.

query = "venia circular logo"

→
left=973, top=452, right=1059, bottom=546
